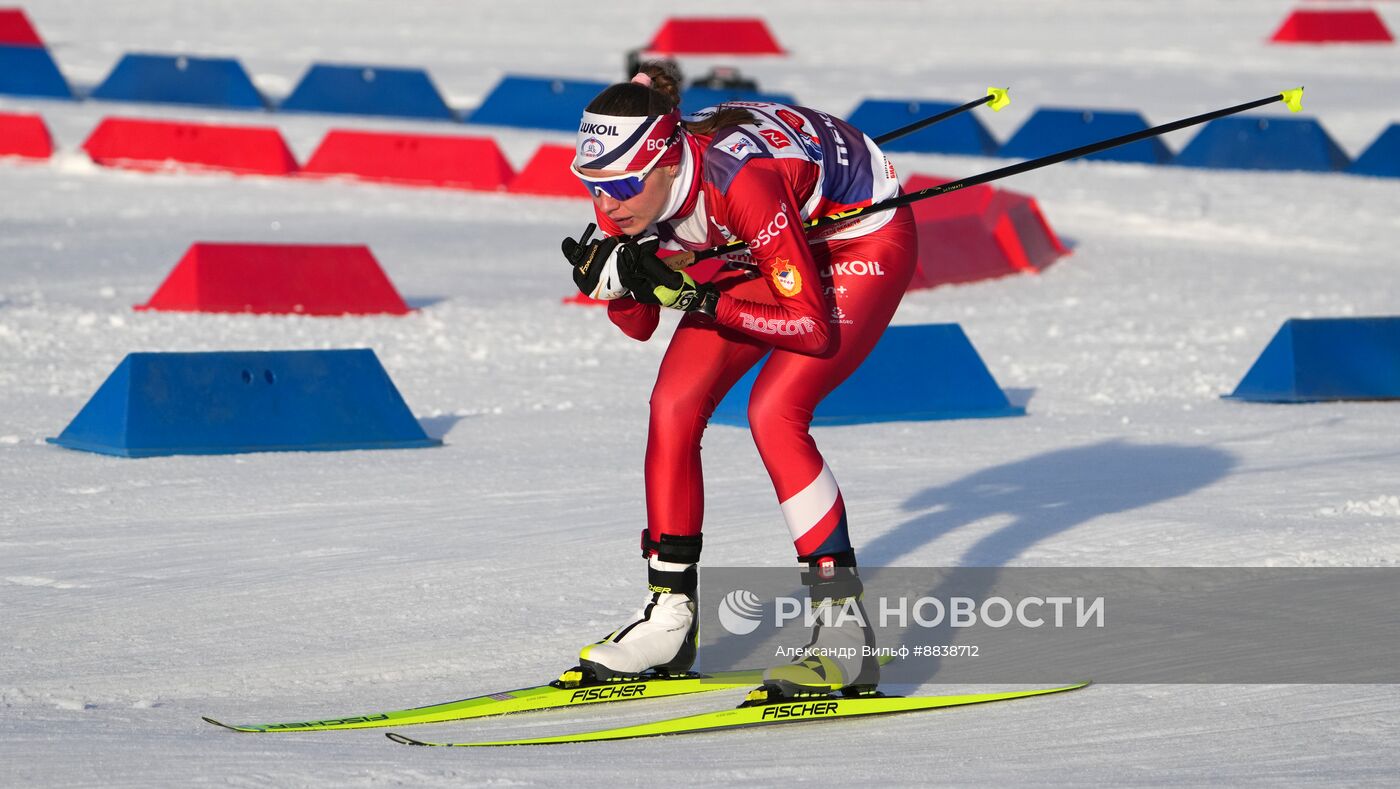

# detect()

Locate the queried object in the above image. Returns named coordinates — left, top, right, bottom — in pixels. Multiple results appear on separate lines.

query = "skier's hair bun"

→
left=585, top=59, right=755, bottom=135
left=586, top=60, right=682, bottom=116
left=635, top=60, right=683, bottom=112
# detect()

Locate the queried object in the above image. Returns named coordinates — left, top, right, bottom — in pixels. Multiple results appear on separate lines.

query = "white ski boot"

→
left=571, top=533, right=701, bottom=683
left=759, top=550, right=880, bottom=699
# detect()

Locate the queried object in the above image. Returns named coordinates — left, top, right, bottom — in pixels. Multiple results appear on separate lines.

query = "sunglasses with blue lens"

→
left=574, top=167, right=652, bottom=201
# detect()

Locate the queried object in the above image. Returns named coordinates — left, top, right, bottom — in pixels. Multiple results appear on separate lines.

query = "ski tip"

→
left=386, top=732, right=431, bottom=746
left=202, top=717, right=250, bottom=732
left=1280, top=87, right=1304, bottom=113
left=987, top=87, right=1011, bottom=112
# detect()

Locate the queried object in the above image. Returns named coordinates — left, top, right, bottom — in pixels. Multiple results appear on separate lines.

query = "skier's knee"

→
left=649, top=383, right=714, bottom=432
left=747, top=389, right=812, bottom=441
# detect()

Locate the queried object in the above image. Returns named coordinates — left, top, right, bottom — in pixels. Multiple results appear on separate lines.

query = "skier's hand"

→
left=562, top=224, right=642, bottom=301
left=620, top=245, right=719, bottom=317
left=613, top=237, right=665, bottom=305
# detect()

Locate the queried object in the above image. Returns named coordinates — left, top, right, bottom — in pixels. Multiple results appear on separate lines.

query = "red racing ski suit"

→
left=594, top=102, right=918, bottom=560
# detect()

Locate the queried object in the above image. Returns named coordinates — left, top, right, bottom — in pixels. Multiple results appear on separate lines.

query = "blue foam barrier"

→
left=48, top=350, right=441, bottom=457
left=1348, top=124, right=1400, bottom=178
left=465, top=75, right=609, bottom=131
left=1000, top=107, right=1171, bottom=164
left=680, top=87, right=796, bottom=116
left=711, top=324, right=1024, bottom=427
left=1174, top=115, right=1349, bottom=172
left=845, top=98, right=998, bottom=156
left=0, top=44, right=73, bottom=99
left=280, top=63, right=455, bottom=120
left=1225, top=318, right=1400, bottom=402
left=90, top=53, right=266, bottom=109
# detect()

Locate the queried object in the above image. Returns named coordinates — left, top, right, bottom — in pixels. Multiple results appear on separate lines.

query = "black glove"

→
left=619, top=246, right=720, bottom=317
left=561, top=223, right=632, bottom=300
left=613, top=238, right=663, bottom=305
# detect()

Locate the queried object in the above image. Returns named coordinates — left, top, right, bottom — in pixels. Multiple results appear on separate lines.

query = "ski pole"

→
left=681, top=88, right=1305, bottom=267
left=872, top=87, right=1010, bottom=146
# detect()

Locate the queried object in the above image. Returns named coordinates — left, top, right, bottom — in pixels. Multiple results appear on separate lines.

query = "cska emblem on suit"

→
left=772, top=259, right=802, bottom=297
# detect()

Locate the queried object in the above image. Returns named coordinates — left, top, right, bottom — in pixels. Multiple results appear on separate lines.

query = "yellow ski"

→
left=385, top=682, right=1090, bottom=746
left=202, top=668, right=762, bottom=733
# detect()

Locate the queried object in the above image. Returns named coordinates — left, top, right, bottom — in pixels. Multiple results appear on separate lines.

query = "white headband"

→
left=573, top=110, right=682, bottom=172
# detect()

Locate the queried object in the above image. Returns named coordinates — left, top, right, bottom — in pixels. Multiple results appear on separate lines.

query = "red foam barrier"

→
left=136, top=242, right=411, bottom=315
left=0, top=111, right=52, bottom=159
left=0, top=8, right=43, bottom=47
left=82, top=117, right=298, bottom=176
left=561, top=292, right=603, bottom=306
left=509, top=143, right=585, bottom=198
left=646, top=17, right=784, bottom=55
left=903, top=174, right=1069, bottom=290
left=1270, top=9, right=1393, bottom=43
left=302, top=129, right=514, bottom=190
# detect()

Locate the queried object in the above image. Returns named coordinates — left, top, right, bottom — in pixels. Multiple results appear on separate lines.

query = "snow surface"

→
left=3, top=1, right=1399, bottom=786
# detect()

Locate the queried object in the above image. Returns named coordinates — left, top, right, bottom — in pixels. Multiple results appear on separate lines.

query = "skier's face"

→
left=580, top=164, right=678, bottom=235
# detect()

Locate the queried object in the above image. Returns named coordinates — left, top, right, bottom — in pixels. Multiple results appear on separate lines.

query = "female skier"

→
left=561, top=62, right=917, bottom=697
